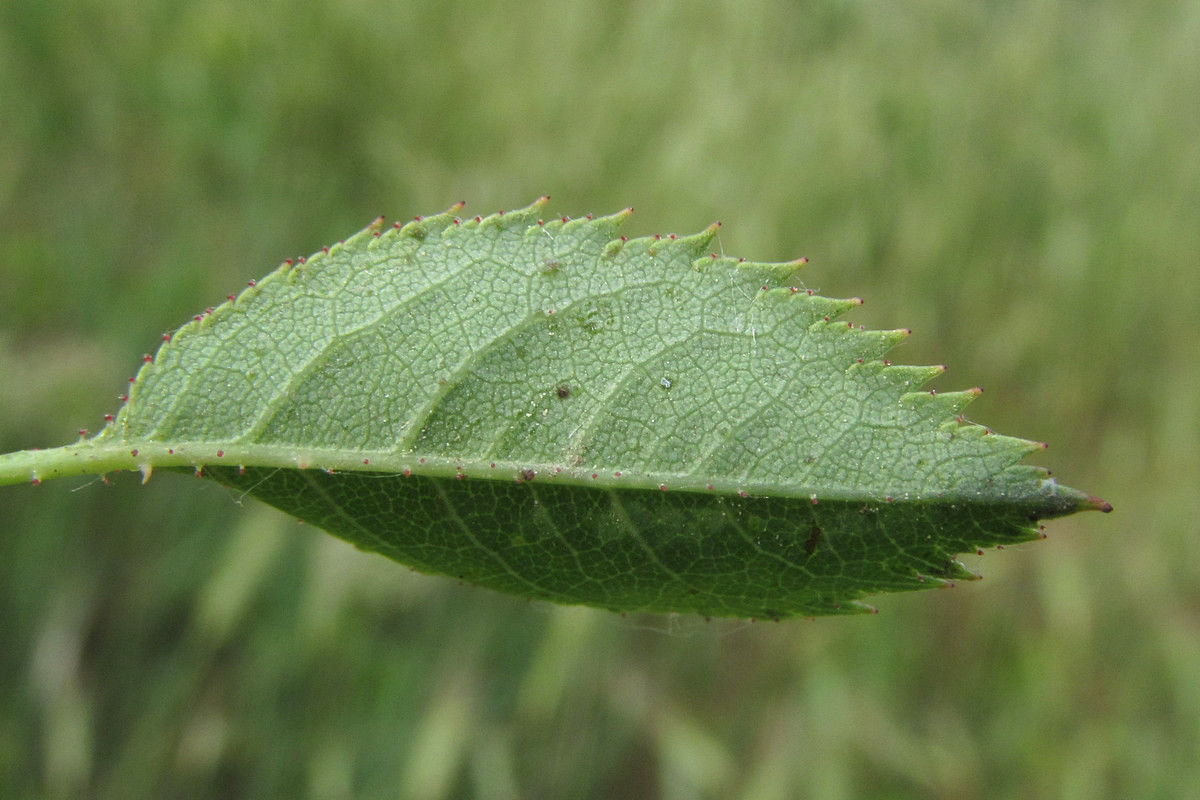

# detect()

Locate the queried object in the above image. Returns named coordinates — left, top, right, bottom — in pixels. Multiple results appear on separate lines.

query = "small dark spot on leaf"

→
left=556, top=384, right=571, bottom=399
left=804, top=525, right=822, bottom=556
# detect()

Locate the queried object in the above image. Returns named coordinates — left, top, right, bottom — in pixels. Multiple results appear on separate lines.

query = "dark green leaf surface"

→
left=0, top=199, right=1108, bottom=616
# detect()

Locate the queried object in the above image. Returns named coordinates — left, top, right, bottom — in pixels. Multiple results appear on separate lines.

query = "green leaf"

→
left=0, top=199, right=1109, bottom=617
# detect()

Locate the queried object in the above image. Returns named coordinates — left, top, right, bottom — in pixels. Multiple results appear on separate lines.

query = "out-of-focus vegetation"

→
left=1, top=0, right=1195, bottom=796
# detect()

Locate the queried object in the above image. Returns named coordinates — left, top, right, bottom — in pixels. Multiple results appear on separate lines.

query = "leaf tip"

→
left=1087, top=495, right=1114, bottom=513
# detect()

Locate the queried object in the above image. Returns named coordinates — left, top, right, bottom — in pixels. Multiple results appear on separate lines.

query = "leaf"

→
left=0, top=198, right=1110, bottom=617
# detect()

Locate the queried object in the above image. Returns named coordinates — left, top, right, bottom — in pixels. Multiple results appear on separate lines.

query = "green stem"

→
left=0, top=442, right=142, bottom=486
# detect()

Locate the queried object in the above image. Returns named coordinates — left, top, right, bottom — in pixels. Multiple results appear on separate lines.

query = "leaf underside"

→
left=4, top=198, right=1108, bottom=617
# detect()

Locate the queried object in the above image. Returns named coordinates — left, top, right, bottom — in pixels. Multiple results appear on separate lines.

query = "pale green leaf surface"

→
left=0, top=199, right=1108, bottom=617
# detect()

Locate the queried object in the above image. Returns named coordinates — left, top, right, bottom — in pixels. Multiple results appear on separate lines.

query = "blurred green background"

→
left=1, top=0, right=1196, bottom=796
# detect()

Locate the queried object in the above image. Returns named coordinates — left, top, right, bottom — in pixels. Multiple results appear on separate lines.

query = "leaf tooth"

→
left=899, top=386, right=985, bottom=422
left=938, top=560, right=981, bottom=581
left=559, top=213, right=598, bottom=233
left=538, top=215, right=567, bottom=234
left=873, top=363, right=946, bottom=393
left=429, top=202, right=468, bottom=233
left=829, top=600, right=878, bottom=615
left=851, top=328, right=912, bottom=362
left=982, top=469, right=1104, bottom=518
left=360, top=217, right=388, bottom=248
left=340, top=216, right=388, bottom=250
left=1011, top=437, right=1055, bottom=458
left=584, top=206, right=635, bottom=242
left=704, top=255, right=745, bottom=272
left=622, top=231, right=672, bottom=258
left=385, top=205, right=466, bottom=245
left=387, top=216, right=430, bottom=242
left=301, top=244, right=330, bottom=271
left=475, top=196, right=552, bottom=232
left=428, top=201, right=471, bottom=237
left=994, top=519, right=1045, bottom=544
left=810, top=295, right=864, bottom=322
left=934, top=387, right=985, bottom=415
left=633, top=221, right=726, bottom=261
left=824, top=329, right=903, bottom=366
left=766, top=294, right=867, bottom=332
left=940, top=422, right=995, bottom=442
left=601, top=235, right=629, bottom=259
left=734, top=257, right=810, bottom=286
